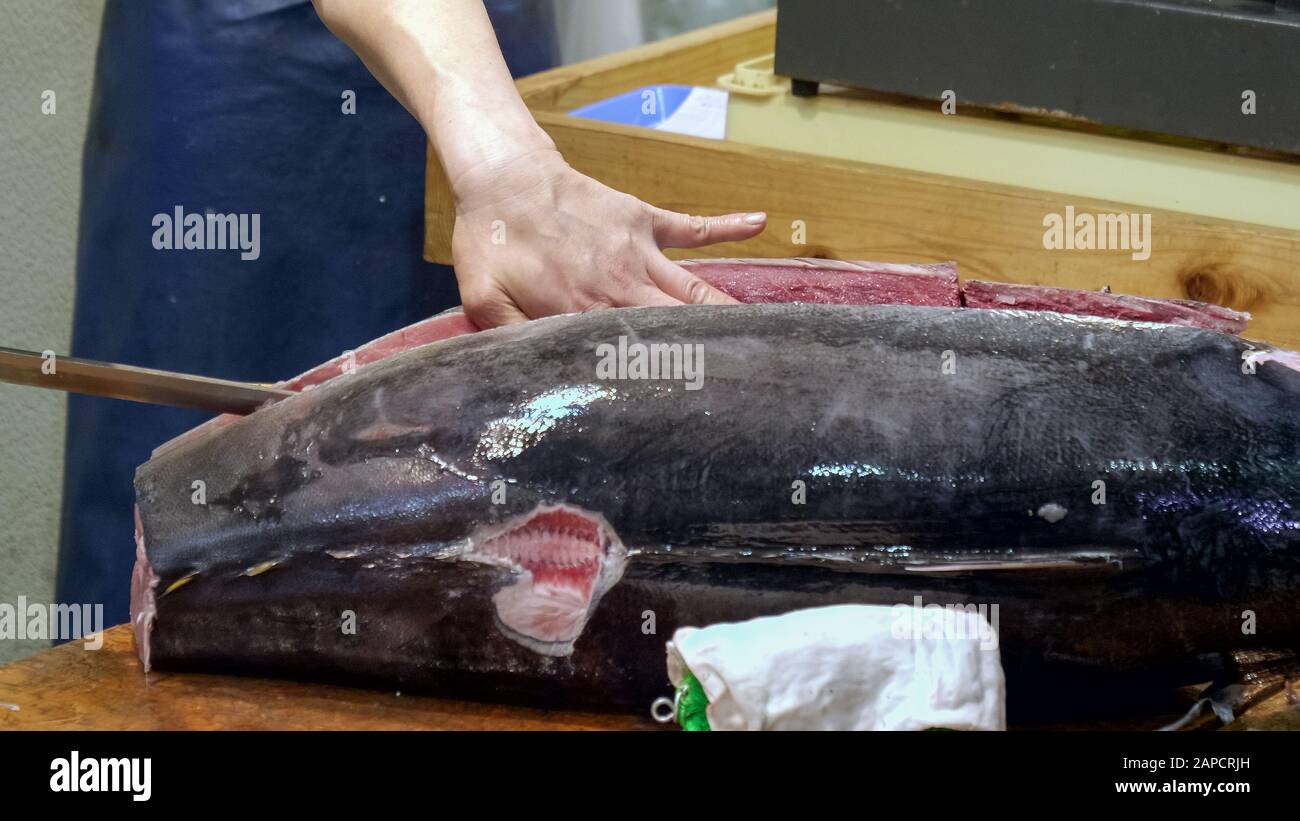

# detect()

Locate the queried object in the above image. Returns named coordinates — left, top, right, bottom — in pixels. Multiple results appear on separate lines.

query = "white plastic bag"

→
left=666, top=604, right=1006, bottom=731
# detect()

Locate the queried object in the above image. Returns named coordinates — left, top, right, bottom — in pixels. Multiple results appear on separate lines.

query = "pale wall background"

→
left=0, top=0, right=770, bottom=665
left=0, top=0, right=105, bottom=664
left=557, top=0, right=774, bottom=62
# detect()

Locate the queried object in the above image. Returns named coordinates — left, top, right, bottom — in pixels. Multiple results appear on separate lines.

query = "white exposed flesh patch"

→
left=1037, top=503, right=1068, bottom=523
left=1245, top=348, right=1300, bottom=373
left=473, top=386, right=615, bottom=462
left=463, top=503, right=626, bottom=657
left=129, top=506, right=158, bottom=672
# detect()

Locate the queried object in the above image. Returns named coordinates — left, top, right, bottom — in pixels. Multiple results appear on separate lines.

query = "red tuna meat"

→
left=681, top=258, right=961, bottom=306
left=961, top=280, right=1249, bottom=335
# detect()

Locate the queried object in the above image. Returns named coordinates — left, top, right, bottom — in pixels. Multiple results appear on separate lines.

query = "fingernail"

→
left=743, top=212, right=766, bottom=225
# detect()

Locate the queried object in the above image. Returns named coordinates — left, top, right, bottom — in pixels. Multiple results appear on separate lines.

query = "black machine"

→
left=774, top=0, right=1300, bottom=155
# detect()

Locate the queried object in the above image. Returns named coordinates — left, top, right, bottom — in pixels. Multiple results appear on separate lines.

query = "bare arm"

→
left=313, top=0, right=766, bottom=326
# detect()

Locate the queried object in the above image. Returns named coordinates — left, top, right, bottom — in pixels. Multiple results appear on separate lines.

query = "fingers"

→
left=621, top=286, right=685, bottom=309
left=461, top=285, right=530, bottom=329
left=646, top=254, right=740, bottom=306
left=650, top=208, right=767, bottom=249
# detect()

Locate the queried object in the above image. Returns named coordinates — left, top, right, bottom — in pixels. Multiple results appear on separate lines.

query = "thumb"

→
left=461, top=283, right=531, bottom=329
left=650, top=207, right=766, bottom=249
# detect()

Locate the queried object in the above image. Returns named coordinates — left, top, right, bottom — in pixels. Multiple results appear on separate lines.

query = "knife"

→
left=0, top=346, right=294, bottom=415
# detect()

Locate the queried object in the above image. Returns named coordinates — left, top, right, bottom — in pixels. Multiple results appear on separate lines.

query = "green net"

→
left=677, top=669, right=711, bottom=732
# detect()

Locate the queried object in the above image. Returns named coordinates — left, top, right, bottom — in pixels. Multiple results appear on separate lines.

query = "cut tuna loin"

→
left=682, top=258, right=961, bottom=306
left=962, top=280, right=1249, bottom=334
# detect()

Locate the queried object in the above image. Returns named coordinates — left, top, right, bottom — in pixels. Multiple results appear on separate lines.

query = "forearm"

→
left=312, top=0, right=554, bottom=202
left=315, top=0, right=763, bottom=327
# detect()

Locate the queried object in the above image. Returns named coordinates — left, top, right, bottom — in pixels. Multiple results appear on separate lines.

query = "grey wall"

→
left=556, top=0, right=774, bottom=63
left=639, top=0, right=774, bottom=44
left=0, top=0, right=105, bottom=663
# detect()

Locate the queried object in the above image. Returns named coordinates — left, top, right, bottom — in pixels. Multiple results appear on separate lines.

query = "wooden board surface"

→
left=4, top=625, right=1297, bottom=731
left=0, top=625, right=655, bottom=731
left=424, top=10, right=1300, bottom=350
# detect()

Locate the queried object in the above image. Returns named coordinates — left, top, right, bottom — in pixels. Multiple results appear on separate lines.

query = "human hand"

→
left=450, top=148, right=766, bottom=327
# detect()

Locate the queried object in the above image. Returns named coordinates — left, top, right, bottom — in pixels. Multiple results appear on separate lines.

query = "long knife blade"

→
left=0, top=347, right=293, bottom=415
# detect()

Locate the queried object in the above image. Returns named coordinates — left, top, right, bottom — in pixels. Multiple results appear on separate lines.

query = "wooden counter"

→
left=0, top=625, right=655, bottom=731
left=4, top=625, right=1297, bottom=731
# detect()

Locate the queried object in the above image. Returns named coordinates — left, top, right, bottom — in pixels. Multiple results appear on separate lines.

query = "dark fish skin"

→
left=133, top=304, right=1300, bottom=716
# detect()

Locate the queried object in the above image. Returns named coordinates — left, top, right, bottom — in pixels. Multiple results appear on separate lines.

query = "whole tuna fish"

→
left=131, top=304, right=1300, bottom=715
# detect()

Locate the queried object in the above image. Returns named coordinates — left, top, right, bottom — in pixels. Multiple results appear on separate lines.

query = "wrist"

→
left=446, top=137, right=567, bottom=214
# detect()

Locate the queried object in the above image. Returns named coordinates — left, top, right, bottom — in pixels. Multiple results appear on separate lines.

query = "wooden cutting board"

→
left=0, top=625, right=656, bottom=730
left=3, top=624, right=1297, bottom=730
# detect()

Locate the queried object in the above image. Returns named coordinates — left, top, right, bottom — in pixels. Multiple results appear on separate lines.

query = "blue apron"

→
left=56, top=0, right=558, bottom=626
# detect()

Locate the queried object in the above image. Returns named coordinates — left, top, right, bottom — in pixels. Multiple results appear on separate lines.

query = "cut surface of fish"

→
left=465, top=504, right=627, bottom=656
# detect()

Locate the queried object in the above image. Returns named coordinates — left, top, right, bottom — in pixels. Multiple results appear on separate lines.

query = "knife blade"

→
left=0, top=346, right=294, bottom=415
